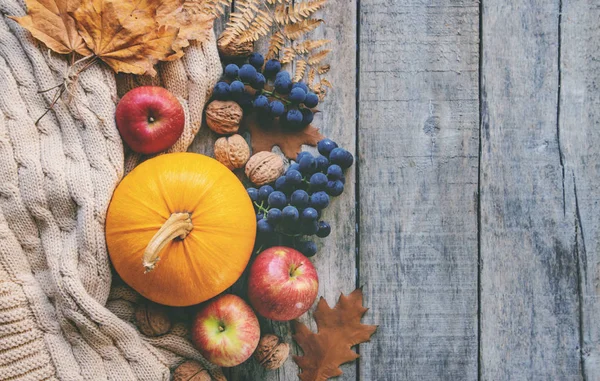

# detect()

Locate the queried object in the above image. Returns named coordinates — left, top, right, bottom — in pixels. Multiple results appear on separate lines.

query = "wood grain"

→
left=480, top=0, right=583, bottom=379
left=358, top=1, right=480, bottom=379
left=559, top=0, right=600, bottom=377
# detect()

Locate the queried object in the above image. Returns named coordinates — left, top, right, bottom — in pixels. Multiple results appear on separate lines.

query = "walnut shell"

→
left=245, top=152, right=284, bottom=186
left=173, top=361, right=211, bottom=381
left=205, top=101, right=243, bottom=135
left=254, top=334, right=290, bottom=370
left=217, top=36, right=253, bottom=58
left=214, top=134, right=250, bottom=170
left=134, top=302, right=171, bottom=337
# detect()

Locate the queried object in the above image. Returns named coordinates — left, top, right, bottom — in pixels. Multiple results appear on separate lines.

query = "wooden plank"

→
left=358, top=1, right=479, bottom=379
left=559, top=0, right=600, bottom=377
left=480, top=0, right=583, bottom=379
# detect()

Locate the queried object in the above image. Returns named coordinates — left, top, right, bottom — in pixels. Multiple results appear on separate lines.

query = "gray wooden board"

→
left=560, top=0, right=600, bottom=377
left=480, top=0, right=583, bottom=379
left=358, top=1, right=480, bottom=380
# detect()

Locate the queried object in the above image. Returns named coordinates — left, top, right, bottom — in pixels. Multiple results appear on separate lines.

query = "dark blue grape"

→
left=249, top=52, right=264, bottom=70
left=288, top=163, right=300, bottom=173
left=317, top=139, right=338, bottom=157
left=224, top=64, right=239, bottom=79
left=274, top=77, right=292, bottom=94
left=297, top=240, right=317, bottom=257
left=301, top=220, right=319, bottom=235
left=327, top=164, right=343, bottom=180
left=239, top=64, right=257, bottom=83
left=267, top=208, right=282, bottom=223
left=329, top=147, right=354, bottom=169
left=257, top=219, right=274, bottom=234
left=258, top=185, right=274, bottom=201
left=253, top=95, right=269, bottom=111
left=315, top=155, right=329, bottom=172
left=301, top=108, right=314, bottom=125
left=256, top=212, right=264, bottom=221
left=289, top=87, right=307, bottom=104
left=267, top=191, right=287, bottom=209
left=237, top=92, right=254, bottom=109
left=229, top=80, right=245, bottom=97
left=252, top=73, right=266, bottom=90
left=292, top=82, right=309, bottom=93
left=309, top=173, right=328, bottom=192
left=213, top=82, right=230, bottom=100
left=269, top=100, right=285, bottom=117
left=298, top=155, right=317, bottom=174
left=304, top=92, right=319, bottom=108
left=275, top=71, right=291, bottom=81
left=316, top=221, right=331, bottom=238
left=325, top=180, right=344, bottom=196
left=264, top=59, right=281, bottom=78
left=309, top=191, right=330, bottom=210
left=301, top=207, right=319, bottom=221
left=284, top=109, right=303, bottom=129
left=282, top=205, right=299, bottom=222
left=290, top=189, right=309, bottom=209
left=247, top=187, right=258, bottom=202
left=285, top=169, right=302, bottom=185
left=296, top=151, right=312, bottom=163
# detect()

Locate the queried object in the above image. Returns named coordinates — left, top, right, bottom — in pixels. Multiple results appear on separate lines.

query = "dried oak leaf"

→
left=72, top=0, right=178, bottom=76
left=10, top=0, right=91, bottom=55
left=156, top=1, right=216, bottom=60
left=293, top=288, right=377, bottom=381
left=244, top=113, right=323, bottom=160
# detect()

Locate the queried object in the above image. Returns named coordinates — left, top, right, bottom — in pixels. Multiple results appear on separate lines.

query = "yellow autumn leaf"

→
left=72, top=0, right=179, bottom=76
left=156, top=1, right=217, bottom=60
left=10, top=0, right=91, bottom=56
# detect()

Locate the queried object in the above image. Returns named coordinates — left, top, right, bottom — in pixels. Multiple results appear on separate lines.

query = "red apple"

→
left=191, top=294, right=260, bottom=367
left=248, top=246, right=319, bottom=321
left=115, top=86, right=184, bottom=154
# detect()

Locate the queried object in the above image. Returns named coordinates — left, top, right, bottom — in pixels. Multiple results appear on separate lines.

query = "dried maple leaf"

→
left=10, top=0, right=91, bottom=55
left=293, top=288, right=377, bottom=381
left=156, top=1, right=216, bottom=59
left=72, top=0, right=178, bottom=76
left=244, top=114, right=323, bottom=159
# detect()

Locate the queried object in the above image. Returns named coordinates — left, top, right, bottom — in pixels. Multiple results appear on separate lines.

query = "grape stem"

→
left=259, top=89, right=292, bottom=105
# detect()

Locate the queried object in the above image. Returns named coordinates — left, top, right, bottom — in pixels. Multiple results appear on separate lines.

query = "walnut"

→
left=205, top=101, right=243, bottom=135
left=254, top=334, right=290, bottom=370
left=217, top=36, right=253, bottom=58
left=214, top=134, right=250, bottom=170
left=173, top=361, right=211, bottom=381
left=134, top=302, right=171, bottom=337
left=245, top=151, right=284, bottom=186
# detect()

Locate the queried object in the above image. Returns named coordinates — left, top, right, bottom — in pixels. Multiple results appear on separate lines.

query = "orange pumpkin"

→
left=106, top=152, right=256, bottom=306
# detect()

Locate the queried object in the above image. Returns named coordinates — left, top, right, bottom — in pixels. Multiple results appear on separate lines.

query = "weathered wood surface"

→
left=195, top=0, right=600, bottom=379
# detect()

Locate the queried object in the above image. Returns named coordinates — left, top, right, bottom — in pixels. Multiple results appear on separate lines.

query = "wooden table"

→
left=193, top=0, right=600, bottom=379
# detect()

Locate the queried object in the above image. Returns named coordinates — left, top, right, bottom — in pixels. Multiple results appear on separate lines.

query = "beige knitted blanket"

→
left=0, top=1, right=223, bottom=379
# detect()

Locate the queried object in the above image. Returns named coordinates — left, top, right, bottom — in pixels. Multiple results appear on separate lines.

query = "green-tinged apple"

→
left=115, top=86, right=184, bottom=154
left=191, top=294, right=260, bottom=367
left=248, top=246, right=319, bottom=321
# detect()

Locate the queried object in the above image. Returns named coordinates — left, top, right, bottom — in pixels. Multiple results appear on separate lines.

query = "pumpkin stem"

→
left=143, top=212, right=193, bottom=273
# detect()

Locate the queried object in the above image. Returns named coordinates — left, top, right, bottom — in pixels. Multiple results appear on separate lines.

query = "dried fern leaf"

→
left=320, top=78, right=332, bottom=88
left=317, top=64, right=330, bottom=74
left=276, top=0, right=326, bottom=24
left=220, top=0, right=261, bottom=45
left=239, top=10, right=273, bottom=43
left=293, top=39, right=330, bottom=54
left=184, top=0, right=231, bottom=17
left=307, top=49, right=331, bottom=65
left=308, top=66, right=316, bottom=85
left=266, top=31, right=285, bottom=59
left=283, top=18, right=323, bottom=40
left=294, top=60, right=307, bottom=82
left=280, top=46, right=296, bottom=64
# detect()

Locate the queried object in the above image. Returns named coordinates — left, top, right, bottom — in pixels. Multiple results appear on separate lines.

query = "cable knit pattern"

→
left=0, top=1, right=223, bottom=379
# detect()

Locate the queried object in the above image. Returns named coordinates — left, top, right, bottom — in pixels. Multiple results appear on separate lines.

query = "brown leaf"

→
left=10, top=0, right=91, bottom=55
left=72, top=0, right=178, bottom=76
left=244, top=113, right=323, bottom=160
left=156, top=1, right=216, bottom=59
left=293, top=289, right=378, bottom=381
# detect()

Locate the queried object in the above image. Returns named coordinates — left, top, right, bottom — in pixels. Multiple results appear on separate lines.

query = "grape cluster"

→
left=246, top=139, right=354, bottom=257
left=213, top=53, right=319, bottom=130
